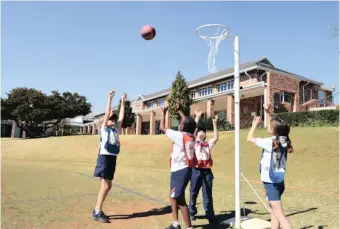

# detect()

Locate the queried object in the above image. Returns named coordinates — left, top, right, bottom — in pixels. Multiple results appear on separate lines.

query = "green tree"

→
left=115, top=99, right=135, bottom=129
left=166, top=71, right=192, bottom=120
left=1, top=87, right=92, bottom=138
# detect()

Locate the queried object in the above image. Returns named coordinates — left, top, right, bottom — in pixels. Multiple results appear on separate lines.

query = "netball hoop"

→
left=196, top=24, right=229, bottom=73
left=196, top=24, right=271, bottom=229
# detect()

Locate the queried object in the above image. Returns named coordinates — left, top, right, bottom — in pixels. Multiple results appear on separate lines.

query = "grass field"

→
left=2, top=127, right=339, bottom=229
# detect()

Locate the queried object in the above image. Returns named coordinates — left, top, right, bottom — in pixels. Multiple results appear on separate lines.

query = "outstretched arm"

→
left=247, top=116, right=261, bottom=144
left=160, top=103, right=168, bottom=133
left=194, top=109, right=202, bottom=125
left=102, top=89, right=115, bottom=128
left=194, top=109, right=202, bottom=137
left=263, top=103, right=271, bottom=133
left=211, top=114, right=219, bottom=144
left=178, top=110, right=186, bottom=123
left=117, top=93, right=127, bottom=130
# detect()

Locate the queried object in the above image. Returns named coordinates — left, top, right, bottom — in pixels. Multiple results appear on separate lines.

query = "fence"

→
left=309, top=106, right=337, bottom=111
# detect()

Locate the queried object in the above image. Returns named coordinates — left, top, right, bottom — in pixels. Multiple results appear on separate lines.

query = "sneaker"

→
left=92, top=209, right=110, bottom=223
left=165, top=224, right=181, bottom=229
left=208, top=217, right=217, bottom=225
left=190, top=214, right=197, bottom=221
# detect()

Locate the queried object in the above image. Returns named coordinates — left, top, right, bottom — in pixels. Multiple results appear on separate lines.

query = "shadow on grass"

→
left=192, top=208, right=266, bottom=229
left=192, top=206, right=319, bottom=229
left=300, top=225, right=327, bottom=229
left=108, top=205, right=171, bottom=219
left=286, top=207, right=317, bottom=217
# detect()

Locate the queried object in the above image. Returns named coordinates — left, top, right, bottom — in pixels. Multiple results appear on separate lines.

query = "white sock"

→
left=94, top=208, right=101, bottom=214
left=172, top=221, right=179, bottom=227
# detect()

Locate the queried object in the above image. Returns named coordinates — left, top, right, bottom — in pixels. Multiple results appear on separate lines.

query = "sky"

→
left=2, top=1, right=339, bottom=114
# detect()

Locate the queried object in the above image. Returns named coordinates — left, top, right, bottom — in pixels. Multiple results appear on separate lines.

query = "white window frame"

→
left=190, top=90, right=196, bottom=99
left=199, top=86, right=213, bottom=97
left=146, top=102, right=154, bottom=109
left=157, top=99, right=165, bottom=107
left=280, top=92, right=292, bottom=103
left=217, top=79, right=234, bottom=92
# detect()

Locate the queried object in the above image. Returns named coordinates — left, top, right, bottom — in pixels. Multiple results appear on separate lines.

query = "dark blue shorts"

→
left=93, top=154, right=117, bottom=180
left=263, top=181, right=285, bottom=201
left=170, top=167, right=192, bottom=199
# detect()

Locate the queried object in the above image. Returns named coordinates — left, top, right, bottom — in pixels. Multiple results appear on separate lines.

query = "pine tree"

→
left=166, top=71, right=193, bottom=120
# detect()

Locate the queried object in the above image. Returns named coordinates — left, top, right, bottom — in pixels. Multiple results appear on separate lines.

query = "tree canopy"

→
left=1, top=87, right=92, bottom=137
left=166, top=71, right=192, bottom=120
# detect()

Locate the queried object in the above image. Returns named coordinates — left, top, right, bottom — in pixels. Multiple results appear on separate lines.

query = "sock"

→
left=94, top=208, right=101, bottom=214
left=187, top=228, right=193, bottom=229
left=172, top=221, right=179, bottom=227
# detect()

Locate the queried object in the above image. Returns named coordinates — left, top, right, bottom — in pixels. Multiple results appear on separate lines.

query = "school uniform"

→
left=165, top=129, right=196, bottom=200
left=93, top=126, right=120, bottom=180
left=255, top=136, right=288, bottom=201
left=189, top=139, right=215, bottom=220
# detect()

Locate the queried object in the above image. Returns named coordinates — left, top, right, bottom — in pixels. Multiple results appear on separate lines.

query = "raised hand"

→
left=121, top=93, right=128, bottom=102
left=195, top=108, right=202, bottom=118
left=175, top=99, right=182, bottom=111
left=252, top=116, right=261, bottom=128
left=212, top=113, right=219, bottom=123
left=161, top=101, right=168, bottom=112
left=263, top=103, right=271, bottom=113
left=109, top=89, right=115, bottom=99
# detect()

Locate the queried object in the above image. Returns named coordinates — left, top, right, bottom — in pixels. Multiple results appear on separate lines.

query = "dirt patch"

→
left=37, top=201, right=171, bottom=229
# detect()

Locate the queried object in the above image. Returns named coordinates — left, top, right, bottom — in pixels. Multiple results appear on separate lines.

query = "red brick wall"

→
left=266, top=71, right=302, bottom=115
left=240, top=96, right=262, bottom=128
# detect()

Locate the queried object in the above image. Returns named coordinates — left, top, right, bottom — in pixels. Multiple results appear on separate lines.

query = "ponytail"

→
left=287, top=136, right=294, bottom=153
left=273, top=136, right=280, bottom=152
left=272, top=135, right=294, bottom=153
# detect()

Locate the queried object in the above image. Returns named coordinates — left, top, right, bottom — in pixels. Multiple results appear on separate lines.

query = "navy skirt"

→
left=93, top=154, right=117, bottom=180
left=263, top=181, right=285, bottom=201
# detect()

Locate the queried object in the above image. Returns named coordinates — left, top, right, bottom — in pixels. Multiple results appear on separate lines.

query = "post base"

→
left=221, top=216, right=271, bottom=229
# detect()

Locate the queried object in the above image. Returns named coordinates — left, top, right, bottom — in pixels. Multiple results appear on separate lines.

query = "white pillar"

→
left=233, top=36, right=241, bottom=228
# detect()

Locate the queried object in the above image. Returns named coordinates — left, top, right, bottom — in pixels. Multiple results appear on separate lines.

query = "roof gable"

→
left=255, top=57, right=274, bottom=67
left=133, top=95, right=144, bottom=103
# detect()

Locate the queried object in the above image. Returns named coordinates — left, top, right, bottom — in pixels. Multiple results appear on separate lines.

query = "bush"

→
left=273, top=109, right=339, bottom=127
left=198, top=117, right=234, bottom=131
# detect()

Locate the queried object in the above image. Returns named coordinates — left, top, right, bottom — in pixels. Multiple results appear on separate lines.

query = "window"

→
left=146, top=102, right=153, bottom=109
left=157, top=99, right=165, bottom=107
left=217, top=82, right=227, bottom=92
left=190, top=90, right=196, bottom=99
left=227, top=80, right=234, bottom=90
left=199, top=86, right=213, bottom=97
left=217, top=80, right=234, bottom=92
left=280, top=92, right=292, bottom=103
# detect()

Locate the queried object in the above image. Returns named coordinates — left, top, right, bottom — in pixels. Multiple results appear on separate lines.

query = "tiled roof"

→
left=140, top=57, right=270, bottom=100
left=92, top=57, right=326, bottom=116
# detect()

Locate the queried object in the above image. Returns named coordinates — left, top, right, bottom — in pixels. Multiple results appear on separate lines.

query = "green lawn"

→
left=2, top=127, right=339, bottom=229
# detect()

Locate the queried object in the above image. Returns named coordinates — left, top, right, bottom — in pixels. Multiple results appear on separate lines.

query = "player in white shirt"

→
left=160, top=103, right=196, bottom=229
left=247, top=103, right=293, bottom=229
left=92, top=89, right=127, bottom=223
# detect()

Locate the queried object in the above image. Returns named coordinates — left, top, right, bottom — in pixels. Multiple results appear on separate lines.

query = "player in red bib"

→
left=189, top=109, right=219, bottom=224
left=160, top=103, right=196, bottom=229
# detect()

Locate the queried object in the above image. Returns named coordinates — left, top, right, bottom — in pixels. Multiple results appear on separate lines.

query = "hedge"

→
left=198, top=117, right=234, bottom=131
left=273, top=109, right=339, bottom=127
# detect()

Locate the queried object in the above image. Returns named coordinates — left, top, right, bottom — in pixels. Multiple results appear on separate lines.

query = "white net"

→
left=197, top=25, right=229, bottom=73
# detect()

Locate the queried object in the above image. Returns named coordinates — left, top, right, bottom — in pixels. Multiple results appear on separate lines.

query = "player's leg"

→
left=93, top=155, right=116, bottom=223
left=202, top=169, right=215, bottom=223
left=189, top=168, right=203, bottom=220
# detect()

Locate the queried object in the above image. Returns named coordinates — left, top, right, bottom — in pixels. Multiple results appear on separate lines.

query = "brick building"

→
left=81, top=57, right=333, bottom=135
